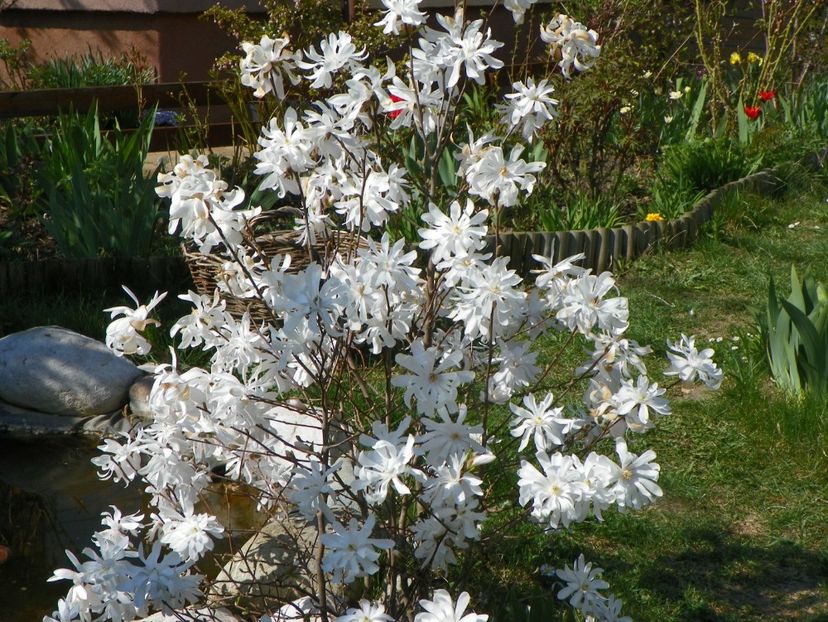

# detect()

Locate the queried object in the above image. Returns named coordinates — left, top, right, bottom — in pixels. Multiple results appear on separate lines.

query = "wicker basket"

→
left=183, top=214, right=366, bottom=322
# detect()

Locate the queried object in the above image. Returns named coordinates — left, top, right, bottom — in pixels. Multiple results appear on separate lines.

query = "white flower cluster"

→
left=554, top=555, right=631, bottom=622
left=104, top=286, right=166, bottom=356
left=50, top=7, right=721, bottom=622
left=518, top=438, right=661, bottom=531
left=240, top=35, right=300, bottom=99
left=44, top=508, right=203, bottom=622
left=156, top=154, right=260, bottom=254
left=541, top=14, right=602, bottom=78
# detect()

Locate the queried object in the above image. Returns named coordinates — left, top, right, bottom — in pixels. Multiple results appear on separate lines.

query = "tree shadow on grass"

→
left=637, top=523, right=828, bottom=621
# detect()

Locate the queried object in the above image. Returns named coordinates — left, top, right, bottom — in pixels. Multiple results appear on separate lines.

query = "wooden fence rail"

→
left=0, top=81, right=215, bottom=119
left=0, top=80, right=239, bottom=150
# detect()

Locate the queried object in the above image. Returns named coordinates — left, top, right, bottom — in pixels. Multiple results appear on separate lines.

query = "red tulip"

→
left=758, top=90, right=776, bottom=102
left=744, top=105, right=761, bottom=120
left=388, top=94, right=403, bottom=119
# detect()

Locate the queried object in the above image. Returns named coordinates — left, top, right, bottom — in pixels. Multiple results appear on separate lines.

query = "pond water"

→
left=0, top=434, right=261, bottom=621
left=0, top=435, right=143, bottom=620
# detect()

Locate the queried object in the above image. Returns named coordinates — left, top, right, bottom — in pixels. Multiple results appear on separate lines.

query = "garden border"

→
left=485, top=150, right=826, bottom=278
left=0, top=255, right=191, bottom=299
left=1, top=151, right=824, bottom=299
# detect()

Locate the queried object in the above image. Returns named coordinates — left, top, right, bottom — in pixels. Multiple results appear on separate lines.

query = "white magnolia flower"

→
left=450, top=257, right=527, bottom=340
left=159, top=511, right=224, bottom=563
left=254, top=107, right=315, bottom=197
left=466, top=145, right=545, bottom=208
left=510, top=392, right=569, bottom=451
left=423, top=452, right=485, bottom=508
left=540, top=14, right=601, bottom=78
left=420, top=405, right=485, bottom=466
left=95, top=506, right=144, bottom=551
left=501, top=78, right=558, bottom=140
left=240, top=35, right=300, bottom=99
left=385, top=76, right=441, bottom=135
left=155, top=153, right=210, bottom=199
left=557, top=272, right=629, bottom=336
left=374, top=0, right=426, bottom=34
left=104, top=286, right=167, bottom=356
left=597, top=595, right=633, bottom=622
left=162, top=166, right=256, bottom=254
left=44, top=598, right=79, bottom=622
left=130, top=541, right=202, bottom=612
left=579, top=334, right=651, bottom=379
left=287, top=458, right=339, bottom=521
left=391, top=340, right=475, bottom=416
left=335, top=163, right=409, bottom=232
left=609, top=439, right=662, bottom=510
left=419, top=11, right=504, bottom=88
left=556, top=554, right=609, bottom=616
left=321, top=515, right=394, bottom=584
left=359, top=232, right=420, bottom=291
left=267, top=596, right=322, bottom=622
left=415, top=589, right=488, bottom=622
left=170, top=290, right=227, bottom=350
left=354, top=433, right=419, bottom=504
left=335, top=600, right=394, bottom=622
left=504, top=0, right=539, bottom=25
left=419, top=199, right=488, bottom=266
left=488, top=339, right=541, bottom=403
left=665, top=334, right=723, bottom=389
left=298, top=31, right=367, bottom=89
left=517, top=451, right=584, bottom=529
left=614, top=375, right=671, bottom=429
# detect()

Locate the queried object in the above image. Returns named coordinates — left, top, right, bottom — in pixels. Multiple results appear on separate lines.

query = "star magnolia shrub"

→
left=46, top=4, right=722, bottom=622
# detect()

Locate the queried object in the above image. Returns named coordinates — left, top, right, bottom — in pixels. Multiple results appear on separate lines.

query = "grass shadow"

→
left=637, top=523, right=828, bottom=621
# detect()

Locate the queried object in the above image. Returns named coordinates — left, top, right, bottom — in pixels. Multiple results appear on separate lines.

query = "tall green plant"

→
left=0, top=122, right=43, bottom=218
left=535, top=189, right=623, bottom=231
left=659, top=139, right=760, bottom=194
left=39, top=106, right=161, bottom=258
left=759, top=266, right=828, bottom=399
left=780, top=75, right=828, bottom=139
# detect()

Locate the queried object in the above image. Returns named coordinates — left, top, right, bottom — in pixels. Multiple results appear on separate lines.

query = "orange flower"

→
left=645, top=212, right=664, bottom=222
left=758, top=90, right=776, bottom=102
left=744, top=105, right=761, bottom=120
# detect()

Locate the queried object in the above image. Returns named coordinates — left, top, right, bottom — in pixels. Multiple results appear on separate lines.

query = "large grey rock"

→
left=0, top=326, right=143, bottom=416
left=208, top=514, right=321, bottom=611
left=0, top=399, right=132, bottom=437
left=0, top=399, right=88, bottom=434
left=129, top=374, right=156, bottom=419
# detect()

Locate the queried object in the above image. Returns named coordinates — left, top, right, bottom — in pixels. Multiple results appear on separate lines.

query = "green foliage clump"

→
left=533, top=188, right=623, bottom=232
left=759, top=266, right=828, bottom=400
left=0, top=122, right=43, bottom=218
left=39, top=106, right=161, bottom=258
left=0, top=38, right=32, bottom=89
left=659, top=139, right=760, bottom=195
left=26, top=51, right=155, bottom=89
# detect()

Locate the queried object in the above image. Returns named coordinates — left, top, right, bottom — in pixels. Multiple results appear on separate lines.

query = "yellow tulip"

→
left=747, top=51, right=763, bottom=65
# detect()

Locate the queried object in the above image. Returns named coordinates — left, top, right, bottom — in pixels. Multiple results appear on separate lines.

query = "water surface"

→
left=0, top=435, right=143, bottom=621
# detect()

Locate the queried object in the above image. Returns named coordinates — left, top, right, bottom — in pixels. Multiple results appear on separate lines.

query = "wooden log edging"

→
left=485, top=165, right=797, bottom=279
left=0, top=255, right=191, bottom=299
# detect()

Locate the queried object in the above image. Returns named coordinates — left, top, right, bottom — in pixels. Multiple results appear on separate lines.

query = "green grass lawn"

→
left=523, top=180, right=828, bottom=621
